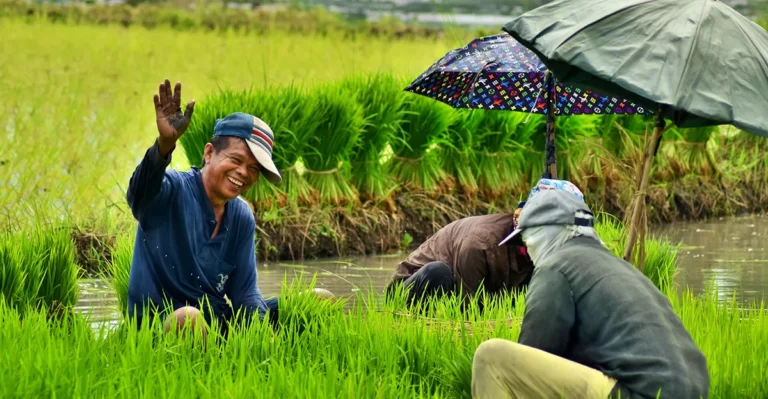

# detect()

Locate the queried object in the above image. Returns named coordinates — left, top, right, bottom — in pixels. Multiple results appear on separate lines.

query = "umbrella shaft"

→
left=624, top=112, right=667, bottom=268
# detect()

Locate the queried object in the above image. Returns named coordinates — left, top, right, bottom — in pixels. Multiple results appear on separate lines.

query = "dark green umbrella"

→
left=502, top=0, right=768, bottom=268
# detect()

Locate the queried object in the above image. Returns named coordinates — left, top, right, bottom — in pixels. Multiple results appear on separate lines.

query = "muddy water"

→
left=654, top=214, right=768, bottom=305
left=77, top=215, right=768, bottom=325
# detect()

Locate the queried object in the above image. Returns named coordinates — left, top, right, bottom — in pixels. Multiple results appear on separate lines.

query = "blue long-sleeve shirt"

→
left=125, top=140, right=267, bottom=327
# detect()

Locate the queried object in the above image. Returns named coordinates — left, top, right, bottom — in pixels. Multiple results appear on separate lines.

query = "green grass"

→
left=0, top=275, right=765, bottom=398
left=0, top=225, right=80, bottom=317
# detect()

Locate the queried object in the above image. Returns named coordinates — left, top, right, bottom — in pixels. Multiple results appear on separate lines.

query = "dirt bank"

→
left=71, top=170, right=768, bottom=276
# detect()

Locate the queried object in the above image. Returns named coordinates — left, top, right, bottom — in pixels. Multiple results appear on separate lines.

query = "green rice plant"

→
left=260, top=85, right=320, bottom=208
left=599, top=115, right=651, bottom=157
left=301, top=83, right=366, bottom=206
left=1, top=272, right=766, bottom=398
left=664, top=126, right=720, bottom=178
left=722, top=129, right=768, bottom=204
left=0, top=226, right=79, bottom=316
left=340, top=73, right=407, bottom=202
left=474, top=112, right=542, bottom=199
left=444, top=109, right=484, bottom=197
left=389, top=96, right=456, bottom=193
left=594, top=213, right=678, bottom=290
left=538, top=114, right=602, bottom=183
left=0, top=238, right=25, bottom=312
left=104, top=232, right=135, bottom=318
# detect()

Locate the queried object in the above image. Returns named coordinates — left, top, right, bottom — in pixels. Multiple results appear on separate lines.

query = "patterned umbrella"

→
left=404, top=33, right=652, bottom=178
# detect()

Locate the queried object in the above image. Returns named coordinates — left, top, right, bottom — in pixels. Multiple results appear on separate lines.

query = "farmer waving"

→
left=125, top=79, right=331, bottom=337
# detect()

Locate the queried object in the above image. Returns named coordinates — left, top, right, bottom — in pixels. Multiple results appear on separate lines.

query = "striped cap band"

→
left=249, top=116, right=274, bottom=156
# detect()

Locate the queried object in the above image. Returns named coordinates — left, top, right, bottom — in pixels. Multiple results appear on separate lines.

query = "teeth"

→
left=227, top=176, right=244, bottom=187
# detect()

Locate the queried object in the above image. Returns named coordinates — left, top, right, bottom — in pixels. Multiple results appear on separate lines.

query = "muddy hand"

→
left=154, top=79, right=195, bottom=143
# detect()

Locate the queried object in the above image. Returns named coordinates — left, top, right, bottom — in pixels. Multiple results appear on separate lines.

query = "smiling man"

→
left=125, top=79, right=283, bottom=336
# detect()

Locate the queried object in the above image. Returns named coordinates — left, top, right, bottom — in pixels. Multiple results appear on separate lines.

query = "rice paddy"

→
left=1, top=9, right=768, bottom=398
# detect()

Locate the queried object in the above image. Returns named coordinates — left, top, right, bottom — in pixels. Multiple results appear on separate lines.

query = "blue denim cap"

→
left=213, top=112, right=282, bottom=184
left=500, top=179, right=591, bottom=246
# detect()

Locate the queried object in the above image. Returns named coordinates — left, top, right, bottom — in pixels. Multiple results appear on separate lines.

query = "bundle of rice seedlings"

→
left=340, top=73, right=406, bottom=203
left=599, top=115, right=650, bottom=158
left=0, top=226, right=79, bottom=317
left=104, top=232, right=134, bottom=318
left=474, top=112, right=542, bottom=200
left=667, top=126, right=719, bottom=178
left=301, top=83, right=365, bottom=206
left=722, top=130, right=768, bottom=204
left=546, top=114, right=602, bottom=183
left=0, top=234, right=25, bottom=312
left=444, top=109, right=484, bottom=197
left=252, top=84, right=319, bottom=209
left=30, top=227, right=80, bottom=311
left=389, top=96, right=455, bottom=194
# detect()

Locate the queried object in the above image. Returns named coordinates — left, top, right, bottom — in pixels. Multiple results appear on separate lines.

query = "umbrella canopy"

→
left=502, top=0, right=768, bottom=138
left=405, top=33, right=652, bottom=178
left=405, top=33, right=652, bottom=117
left=502, top=0, right=768, bottom=268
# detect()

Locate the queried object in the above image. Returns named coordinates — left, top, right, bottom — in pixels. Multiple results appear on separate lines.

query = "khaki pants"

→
left=472, top=338, right=618, bottom=399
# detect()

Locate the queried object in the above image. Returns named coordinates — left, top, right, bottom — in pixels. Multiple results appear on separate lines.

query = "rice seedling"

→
left=301, top=83, right=366, bottom=206
left=474, top=112, right=542, bottom=200
left=260, top=85, right=321, bottom=208
left=444, top=109, right=484, bottom=197
left=594, top=213, right=678, bottom=290
left=542, top=114, right=602, bottom=183
left=340, top=73, right=407, bottom=203
left=0, top=226, right=79, bottom=316
left=664, top=126, right=720, bottom=178
left=1, top=267, right=766, bottom=398
left=389, top=95, right=456, bottom=193
left=104, top=232, right=134, bottom=318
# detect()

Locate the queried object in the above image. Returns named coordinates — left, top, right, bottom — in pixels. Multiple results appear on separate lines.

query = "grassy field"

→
left=1, top=17, right=768, bottom=269
left=1, top=278, right=766, bottom=398
left=5, top=202, right=766, bottom=397
left=0, top=18, right=462, bottom=231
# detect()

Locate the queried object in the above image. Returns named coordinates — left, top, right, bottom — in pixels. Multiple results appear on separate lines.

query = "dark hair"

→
left=201, top=135, right=235, bottom=167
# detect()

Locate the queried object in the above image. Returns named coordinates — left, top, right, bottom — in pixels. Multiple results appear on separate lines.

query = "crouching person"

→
left=126, top=79, right=332, bottom=339
left=472, top=179, right=709, bottom=399
left=385, top=211, right=533, bottom=307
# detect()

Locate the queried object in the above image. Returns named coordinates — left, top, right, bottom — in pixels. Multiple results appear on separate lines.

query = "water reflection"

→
left=653, top=214, right=768, bottom=305
left=76, top=215, right=768, bottom=325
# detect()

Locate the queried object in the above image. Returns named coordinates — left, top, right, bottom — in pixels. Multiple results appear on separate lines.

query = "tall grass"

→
left=0, top=226, right=80, bottom=316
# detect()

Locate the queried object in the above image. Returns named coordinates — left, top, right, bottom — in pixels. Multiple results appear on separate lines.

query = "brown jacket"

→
left=388, top=213, right=533, bottom=298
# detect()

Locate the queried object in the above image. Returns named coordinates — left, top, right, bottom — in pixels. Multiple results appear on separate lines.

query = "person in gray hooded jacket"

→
left=471, top=179, right=709, bottom=399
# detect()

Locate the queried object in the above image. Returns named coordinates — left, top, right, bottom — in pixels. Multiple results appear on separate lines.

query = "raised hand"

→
left=154, top=79, right=195, bottom=150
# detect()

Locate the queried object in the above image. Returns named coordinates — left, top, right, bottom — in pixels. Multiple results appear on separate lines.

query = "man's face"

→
left=202, top=138, right=261, bottom=202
